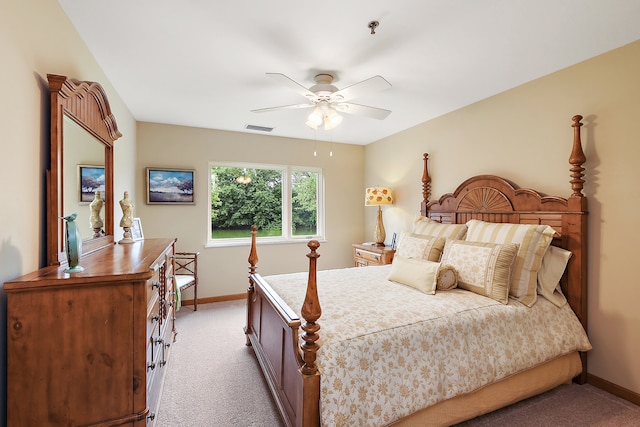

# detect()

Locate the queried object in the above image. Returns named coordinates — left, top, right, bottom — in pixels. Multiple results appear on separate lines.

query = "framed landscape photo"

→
left=78, top=165, right=105, bottom=203
left=146, top=167, right=195, bottom=204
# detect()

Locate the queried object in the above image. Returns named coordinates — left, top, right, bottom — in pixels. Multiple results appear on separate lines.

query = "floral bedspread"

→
left=263, top=265, right=592, bottom=427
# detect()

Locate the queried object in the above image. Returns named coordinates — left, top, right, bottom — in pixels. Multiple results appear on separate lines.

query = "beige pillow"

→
left=465, top=219, right=555, bottom=307
left=412, top=216, right=468, bottom=240
left=387, top=255, right=440, bottom=294
left=396, top=232, right=446, bottom=262
left=440, top=239, right=519, bottom=304
left=436, top=265, right=458, bottom=290
left=537, top=245, right=571, bottom=307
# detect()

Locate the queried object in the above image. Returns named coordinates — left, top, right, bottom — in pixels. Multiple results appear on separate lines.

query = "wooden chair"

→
left=173, top=252, right=199, bottom=310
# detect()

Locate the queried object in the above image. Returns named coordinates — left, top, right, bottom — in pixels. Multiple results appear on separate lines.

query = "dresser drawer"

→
left=147, top=267, right=161, bottom=302
left=352, top=244, right=395, bottom=267
left=354, top=248, right=384, bottom=263
left=147, top=297, right=161, bottom=342
left=146, top=323, right=163, bottom=387
left=146, top=370, right=163, bottom=426
left=161, top=305, right=175, bottom=349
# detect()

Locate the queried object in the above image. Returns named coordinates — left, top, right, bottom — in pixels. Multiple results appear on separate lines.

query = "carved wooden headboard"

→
left=420, top=115, right=588, bottom=379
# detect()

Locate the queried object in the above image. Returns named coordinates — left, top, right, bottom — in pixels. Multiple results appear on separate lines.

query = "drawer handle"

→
left=152, top=281, right=160, bottom=289
left=356, top=250, right=361, bottom=256
left=374, top=255, right=379, bottom=260
left=147, top=362, right=156, bottom=371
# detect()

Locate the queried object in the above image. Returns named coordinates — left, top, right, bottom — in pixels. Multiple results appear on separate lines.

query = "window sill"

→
left=205, top=236, right=327, bottom=248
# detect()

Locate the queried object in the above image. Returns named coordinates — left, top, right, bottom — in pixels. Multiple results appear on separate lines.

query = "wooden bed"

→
left=244, top=115, right=588, bottom=427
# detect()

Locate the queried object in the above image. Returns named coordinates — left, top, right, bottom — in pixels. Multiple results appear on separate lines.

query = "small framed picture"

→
left=78, top=165, right=105, bottom=203
left=131, top=217, right=144, bottom=241
left=146, top=167, right=195, bottom=204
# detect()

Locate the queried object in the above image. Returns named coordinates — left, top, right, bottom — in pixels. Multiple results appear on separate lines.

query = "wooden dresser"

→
left=352, top=243, right=395, bottom=267
left=5, top=238, right=177, bottom=426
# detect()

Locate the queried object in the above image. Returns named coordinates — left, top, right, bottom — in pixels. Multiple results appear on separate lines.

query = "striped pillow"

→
left=440, top=239, right=518, bottom=304
left=465, top=220, right=555, bottom=307
left=412, top=216, right=468, bottom=240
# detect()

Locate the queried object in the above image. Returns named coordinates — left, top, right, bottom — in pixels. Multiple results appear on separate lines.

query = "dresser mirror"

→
left=47, top=74, right=122, bottom=266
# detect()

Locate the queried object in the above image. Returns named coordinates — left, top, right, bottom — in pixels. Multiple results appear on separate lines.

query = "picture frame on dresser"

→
left=131, top=217, right=144, bottom=240
left=146, top=167, right=195, bottom=204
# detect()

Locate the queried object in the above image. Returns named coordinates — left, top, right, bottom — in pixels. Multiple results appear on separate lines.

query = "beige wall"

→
left=1, top=1, right=138, bottom=422
left=365, top=40, right=640, bottom=395
left=136, top=122, right=364, bottom=298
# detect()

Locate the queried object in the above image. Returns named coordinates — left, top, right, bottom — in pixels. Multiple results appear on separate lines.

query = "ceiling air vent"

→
left=245, top=124, right=273, bottom=133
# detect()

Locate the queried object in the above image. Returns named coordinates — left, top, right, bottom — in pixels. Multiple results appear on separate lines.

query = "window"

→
left=208, top=162, right=324, bottom=246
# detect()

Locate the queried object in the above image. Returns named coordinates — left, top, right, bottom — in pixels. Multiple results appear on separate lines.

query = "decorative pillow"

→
left=412, top=216, right=468, bottom=240
left=537, top=245, right=571, bottom=307
left=396, top=232, right=446, bottom=262
left=440, top=239, right=519, bottom=304
left=387, top=255, right=440, bottom=294
left=436, top=264, right=458, bottom=290
left=465, top=219, right=555, bottom=307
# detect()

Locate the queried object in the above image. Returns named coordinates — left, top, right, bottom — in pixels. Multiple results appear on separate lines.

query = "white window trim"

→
left=207, top=161, right=325, bottom=247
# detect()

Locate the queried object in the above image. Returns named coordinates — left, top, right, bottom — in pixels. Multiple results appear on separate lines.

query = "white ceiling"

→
left=58, top=0, right=640, bottom=145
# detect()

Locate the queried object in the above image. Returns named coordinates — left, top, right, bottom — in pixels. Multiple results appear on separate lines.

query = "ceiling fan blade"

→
left=333, top=102, right=391, bottom=120
left=251, top=103, right=315, bottom=113
left=332, top=75, right=391, bottom=102
left=266, top=73, right=316, bottom=100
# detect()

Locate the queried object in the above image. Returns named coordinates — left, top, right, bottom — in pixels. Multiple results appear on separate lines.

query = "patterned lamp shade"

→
left=365, top=187, right=394, bottom=206
left=365, top=187, right=394, bottom=245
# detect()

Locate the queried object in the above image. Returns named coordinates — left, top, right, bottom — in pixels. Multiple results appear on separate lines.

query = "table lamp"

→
left=365, top=187, right=394, bottom=245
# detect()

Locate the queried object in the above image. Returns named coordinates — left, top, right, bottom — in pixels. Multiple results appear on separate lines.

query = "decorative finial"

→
left=569, top=115, right=586, bottom=197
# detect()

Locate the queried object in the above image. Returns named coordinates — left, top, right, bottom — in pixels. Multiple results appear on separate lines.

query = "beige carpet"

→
left=156, top=300, right=640, bottom=426
left=156, top=300, right=284, bottom=427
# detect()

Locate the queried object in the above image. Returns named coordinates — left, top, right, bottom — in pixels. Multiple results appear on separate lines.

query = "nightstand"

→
left=352, top=243, right=395, bottom=267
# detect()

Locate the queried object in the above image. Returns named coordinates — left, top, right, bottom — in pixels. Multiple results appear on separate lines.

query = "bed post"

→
left=244, top=225, right=258, bottom=345
left=566, top=115, right=588, bottom=384
left=420, top=153, right=431, bottom=216
left=300, top=240, right=321, bottom=425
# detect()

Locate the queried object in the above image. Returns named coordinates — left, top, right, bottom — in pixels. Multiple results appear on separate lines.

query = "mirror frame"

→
left=47, top=74, right=122, bottom=266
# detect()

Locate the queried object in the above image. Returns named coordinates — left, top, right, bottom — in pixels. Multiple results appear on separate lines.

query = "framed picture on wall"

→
left=146, top=167, right=195, bottom=204
left=131, top=217, right=144, bottom=241
left=78, top=165, right=105, bottom=203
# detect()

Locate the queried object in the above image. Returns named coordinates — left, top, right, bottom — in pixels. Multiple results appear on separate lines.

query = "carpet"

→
left=156, top=300, right=284, bottom=427
left=156, top=300, right=640, bottom=426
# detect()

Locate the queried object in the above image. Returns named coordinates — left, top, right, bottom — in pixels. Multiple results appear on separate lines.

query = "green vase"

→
left=62, top=213, right=84, bottom=273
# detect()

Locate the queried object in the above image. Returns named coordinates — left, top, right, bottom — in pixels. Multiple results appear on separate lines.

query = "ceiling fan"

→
left=251, top=73, right=392, bottom=130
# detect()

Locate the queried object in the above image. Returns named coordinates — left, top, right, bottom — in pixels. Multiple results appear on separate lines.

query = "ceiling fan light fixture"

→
left=323, top=108, right=343, bottom=130
left=305, top=107, right=323, bottom=129
left=306, top=105, right=343, bottom=130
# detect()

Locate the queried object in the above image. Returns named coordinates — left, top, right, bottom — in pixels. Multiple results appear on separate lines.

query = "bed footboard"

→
left=244, top=226, right=321, bottom=427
